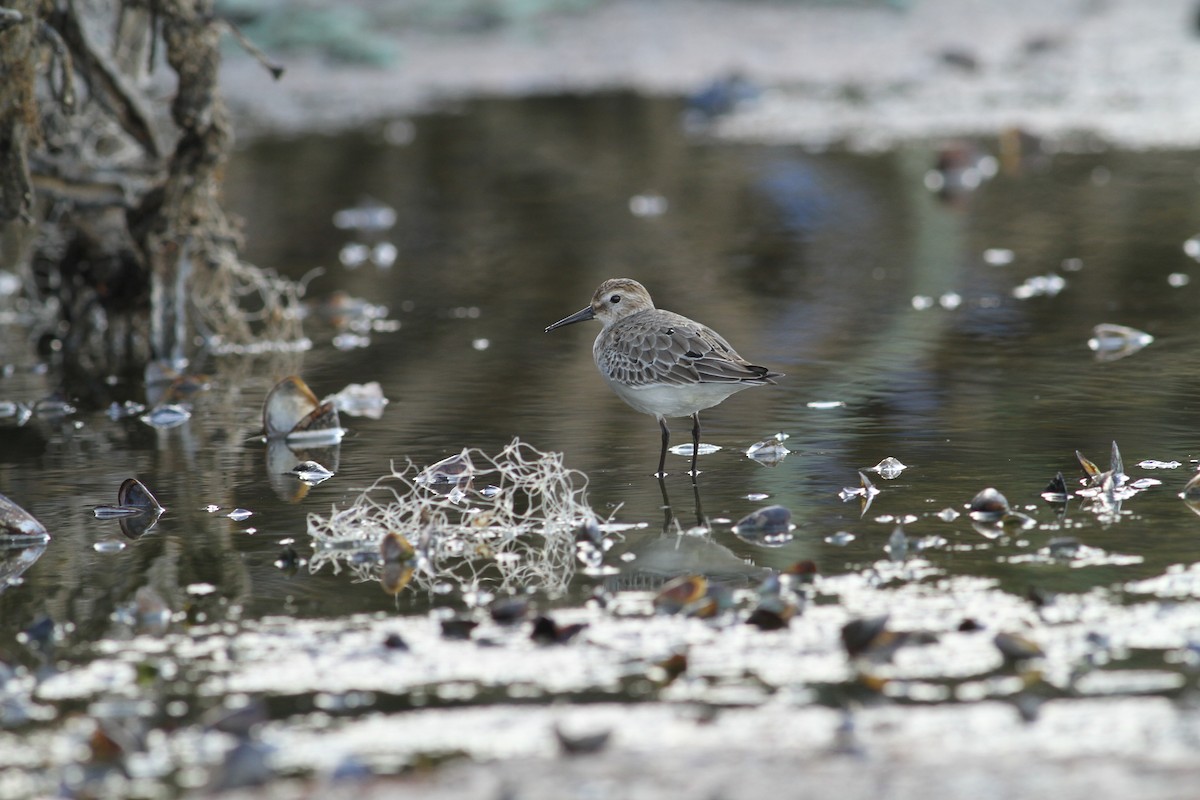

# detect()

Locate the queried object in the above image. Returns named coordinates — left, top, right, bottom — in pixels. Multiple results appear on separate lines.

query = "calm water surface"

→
left=3, top=93, right=1200, bottom=788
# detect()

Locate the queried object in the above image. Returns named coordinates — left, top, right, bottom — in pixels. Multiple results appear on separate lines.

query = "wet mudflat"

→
left=4, top=93, right=1200, bottom=797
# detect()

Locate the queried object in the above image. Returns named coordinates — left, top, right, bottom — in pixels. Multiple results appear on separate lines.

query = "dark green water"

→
left=3, top=93, right=1200, bottom=793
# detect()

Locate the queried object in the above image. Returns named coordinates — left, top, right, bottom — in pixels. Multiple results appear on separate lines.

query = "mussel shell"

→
left=380, top=532, right=415, bottom=564
left=968, top=487, right=1010, bottom=521
left=118, top=511, right=162, bottom=540
left=0, top=493, right=50, bottom=541
left=993, top=631, right=1043, bottom=661
left=1076, top=450, right=1101, bottom=482
left=732, top=505, right=794, bottom=545
left=841, top=615, right=890, bottom=657
left=117, top=478, right=164, bottom=515
left=654, top=574, right=708, bottom=613
left=1041, top=471, right=1069, bottom=503
left=263, top=376, right=341, bottom=440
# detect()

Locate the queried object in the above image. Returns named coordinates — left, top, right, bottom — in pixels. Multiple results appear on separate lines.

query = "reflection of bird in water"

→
left=546, top=278, right=782, bottom=477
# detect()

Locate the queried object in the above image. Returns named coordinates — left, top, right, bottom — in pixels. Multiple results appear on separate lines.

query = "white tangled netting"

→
left=306, top=439, right=601, bottom=597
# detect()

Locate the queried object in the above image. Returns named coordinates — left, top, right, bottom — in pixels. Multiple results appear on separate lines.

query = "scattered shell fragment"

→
left=1088, top=323, right=1153, bottom=362
left=745, top=433, right=791, bottom=465
left=869, top=457, right=907, bottom=479
left=1138, top=459, right=1180, bottom=470
left=291, top=460, right=334, bottom=484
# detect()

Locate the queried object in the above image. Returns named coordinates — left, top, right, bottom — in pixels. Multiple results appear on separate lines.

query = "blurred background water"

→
left=3, top=93, right=1199, bottom=630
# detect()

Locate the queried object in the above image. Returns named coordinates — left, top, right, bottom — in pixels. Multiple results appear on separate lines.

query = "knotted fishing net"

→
left=306, top=439, right=601, bottom=597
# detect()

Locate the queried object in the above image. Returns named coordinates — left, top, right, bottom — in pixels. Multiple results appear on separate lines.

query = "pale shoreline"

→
left=220, top=0, right=1200, bottom=150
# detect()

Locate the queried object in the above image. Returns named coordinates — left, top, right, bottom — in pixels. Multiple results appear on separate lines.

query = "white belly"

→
left=606, top=379, right=752, bottom=418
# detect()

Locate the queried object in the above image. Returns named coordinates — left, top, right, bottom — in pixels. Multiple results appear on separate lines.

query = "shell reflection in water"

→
left=262, top=375, right=343, bottom=443
left=379, top=532, right=415, bottom=595
left=1180, top=471, right=1200, bottom=517
left=0, top=493, right=50, bottom=541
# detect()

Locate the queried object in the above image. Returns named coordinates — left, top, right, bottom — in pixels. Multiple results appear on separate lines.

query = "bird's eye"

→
left=610, top=294, right=621, bottom=304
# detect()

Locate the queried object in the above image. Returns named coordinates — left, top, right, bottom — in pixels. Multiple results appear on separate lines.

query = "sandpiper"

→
left=546, top=278, right=782, bottom=476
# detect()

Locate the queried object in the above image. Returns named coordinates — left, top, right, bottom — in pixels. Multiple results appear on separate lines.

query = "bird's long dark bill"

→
left=545, top=306, right=595, bottom=332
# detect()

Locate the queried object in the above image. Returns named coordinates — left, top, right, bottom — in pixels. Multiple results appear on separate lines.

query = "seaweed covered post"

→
left=0, top=0, right=301, bottom=382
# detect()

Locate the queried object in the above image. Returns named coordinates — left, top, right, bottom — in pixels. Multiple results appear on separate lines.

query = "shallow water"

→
left=4, top=93, right=1200, bottom=793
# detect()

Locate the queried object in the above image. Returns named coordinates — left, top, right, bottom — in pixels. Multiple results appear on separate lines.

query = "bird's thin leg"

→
left=690, top=412, right=701, bottom=478
left=657, top=416, right=670, bottom=478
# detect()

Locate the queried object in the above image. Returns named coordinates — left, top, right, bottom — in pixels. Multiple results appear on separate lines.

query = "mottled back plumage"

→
left=546, top=277, right=782, bottom=476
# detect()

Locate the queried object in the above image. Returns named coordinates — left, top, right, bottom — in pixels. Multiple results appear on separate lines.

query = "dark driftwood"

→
left=0, top=0, right=297, bottom=371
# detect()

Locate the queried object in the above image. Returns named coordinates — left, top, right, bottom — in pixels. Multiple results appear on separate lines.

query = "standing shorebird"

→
left=545, top=278, right=783, bottom=477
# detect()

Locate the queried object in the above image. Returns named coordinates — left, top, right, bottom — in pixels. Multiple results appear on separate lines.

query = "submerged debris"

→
left=1088, top=323, right=1153, bottom=362
left=307, top=440, right=595, bottom=597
